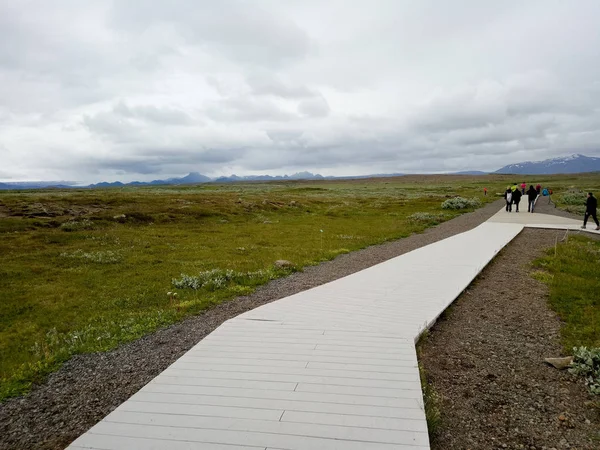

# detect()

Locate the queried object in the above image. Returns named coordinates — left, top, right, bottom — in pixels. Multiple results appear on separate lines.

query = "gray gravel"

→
left=0, top=199, right=507, bottom=450
left=420, top=228, right=600, bottom=449
left=533, top=194, right=584, bottom=220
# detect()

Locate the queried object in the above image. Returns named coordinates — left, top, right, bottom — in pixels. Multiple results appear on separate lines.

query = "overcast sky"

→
left=1, top=0, right=600, bottom=182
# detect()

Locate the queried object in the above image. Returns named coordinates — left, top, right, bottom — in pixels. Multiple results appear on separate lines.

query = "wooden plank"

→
left=68, top=219, right=533, bottom=449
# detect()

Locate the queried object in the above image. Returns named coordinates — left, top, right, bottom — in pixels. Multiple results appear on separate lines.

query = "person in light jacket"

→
left=504, top=187, right=513, bottom=212
left=527, top=185, right=537, bottom=213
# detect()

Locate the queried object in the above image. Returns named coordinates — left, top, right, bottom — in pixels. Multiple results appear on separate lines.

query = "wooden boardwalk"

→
left=68, top=208, right=594, bottom=449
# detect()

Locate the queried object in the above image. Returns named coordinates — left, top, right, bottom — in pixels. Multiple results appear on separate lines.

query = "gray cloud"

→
left=69, top=146, right=247, bottom=178
left=112, top=102, right=193, bottom=125
left=205, top=97, right=295, bottom=123
left=298, top=96, right=330, bottom=118
left=1, top=0, right=600, bottom=183
left=109, top=0, right=310, bottom=68
left=266, top=130, right=305, bottom=143
left=246, top=73, right=315, bottom=99
left=82, top=102, right=198, bottom=144
left=82, top=113, right=138, bottom=143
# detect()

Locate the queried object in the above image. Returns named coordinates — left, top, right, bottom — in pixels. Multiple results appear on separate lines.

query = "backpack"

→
left=506, top=192, right=512, bottom=202
left=542, top=188, right=548, bottom=196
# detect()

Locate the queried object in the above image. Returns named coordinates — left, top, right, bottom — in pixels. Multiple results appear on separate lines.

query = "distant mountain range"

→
left=0, top=171, right=405, bottom=190
left=1, top=154, right=598, bottom=190
left=452, top=170, right=488, bottom=175
left=0, top=181, right=76, bottom=190
left=88, top=172, right=212, bottom=188
left=87, top=171, right=328, bottom=188
left=495, top=153, right=600, bottom=175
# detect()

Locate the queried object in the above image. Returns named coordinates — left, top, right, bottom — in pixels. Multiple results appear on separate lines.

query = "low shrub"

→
left=569, top=346, right=600, bottom=395
left=408, top=212, right=448, bottom=223
left=441, top=197, right=481, bottom=210
left=560, top=190, right=587, bottom=206
left=60, top=219, right=94, bottom=232
left=563, top=205, right=586, bottom=215
left=60, top=249, right=122, bottom=264
left=172, top=268, right=286, bottom=291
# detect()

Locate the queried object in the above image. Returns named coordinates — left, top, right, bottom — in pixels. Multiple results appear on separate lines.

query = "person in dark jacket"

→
left=504, top=186, right=513, bottom=212
left=582, top=192, right=600, bottom=230
left=512, top=187, right=522, bottom=212
left=527, top=185, right=537, bottom=213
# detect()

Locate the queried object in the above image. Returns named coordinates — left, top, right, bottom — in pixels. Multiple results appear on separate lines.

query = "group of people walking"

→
left=502, top=182, right=599, bottom=230
left=504, top=182, right=539, bottom=213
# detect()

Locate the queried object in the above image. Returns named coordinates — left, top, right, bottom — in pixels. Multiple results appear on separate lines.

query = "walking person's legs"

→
left=583, top=212, right=590, bottom=228
left=592, top=212, right=600, bottom=229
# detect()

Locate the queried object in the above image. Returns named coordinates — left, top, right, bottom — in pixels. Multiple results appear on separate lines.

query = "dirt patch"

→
left=419, top=228, right=600, bottom=449
left=25, top=203, right=106, bottom=218
left=2, top=202, right=106, bottom=219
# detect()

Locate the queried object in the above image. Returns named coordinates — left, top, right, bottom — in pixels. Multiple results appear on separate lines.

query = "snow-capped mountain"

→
left=495, top=154, right=600, bottom=174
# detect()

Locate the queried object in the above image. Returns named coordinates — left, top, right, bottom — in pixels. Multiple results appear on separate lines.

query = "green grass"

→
left=0, top=172, right=595, bottom=401
left=415, top=330, right=442, bottom=443
left=419, top=362, right=441, bottom=442
left=540, top=173, right=600, bottom=215
left=532, top=235, right=600, bottom=351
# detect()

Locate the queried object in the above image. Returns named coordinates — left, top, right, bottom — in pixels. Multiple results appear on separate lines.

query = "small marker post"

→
left=320, top=229, right=323, bottom=252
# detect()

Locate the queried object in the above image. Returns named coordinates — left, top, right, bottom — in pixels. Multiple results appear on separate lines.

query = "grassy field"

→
left=529, top=174, right=600, bottom=353
left=0, top=173, right=598, bottom=400
left=540, top=173, right=600, bottom=215
left=533, top=235, right=600, bottom=351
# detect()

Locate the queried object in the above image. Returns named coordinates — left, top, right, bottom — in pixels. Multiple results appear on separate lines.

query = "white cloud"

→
left=298, top=96, right=330, bottom=118
left=204, top=97, right=296, bottom=123
left=1, top=0, right=600, bottom=183
left=108, top=0, right=311, bottom=68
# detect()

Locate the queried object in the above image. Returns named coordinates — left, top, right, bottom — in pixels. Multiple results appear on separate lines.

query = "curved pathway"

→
left=67, top=207, right=597, bottom=450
